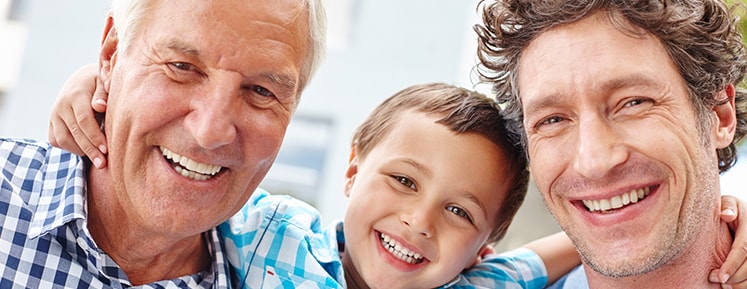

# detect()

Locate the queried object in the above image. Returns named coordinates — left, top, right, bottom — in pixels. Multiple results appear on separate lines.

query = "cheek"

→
left=440, top=234, right=485, bottom=270
left=528, top=141, right=563, bottom=191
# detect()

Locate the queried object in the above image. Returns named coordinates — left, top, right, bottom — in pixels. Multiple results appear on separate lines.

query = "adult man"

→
left=0, top=0, right=325, bottom=287
left=475, top=0, right=747, bottom=288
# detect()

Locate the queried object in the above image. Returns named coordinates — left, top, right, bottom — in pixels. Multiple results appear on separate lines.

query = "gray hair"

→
left=110, top=0, right=327, bottom=93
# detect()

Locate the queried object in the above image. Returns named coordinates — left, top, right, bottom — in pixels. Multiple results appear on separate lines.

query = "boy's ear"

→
left=711, top=84, right=737, bottom=149
left=466, top=245, right=495, bottom=269
left=99, top=14, right=118, bottom=95
left=344, top=147, right=359, bottom=198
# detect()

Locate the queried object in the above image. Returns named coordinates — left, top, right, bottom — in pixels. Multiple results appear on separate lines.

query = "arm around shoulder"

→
left=522, top=231, right=581, bottom=285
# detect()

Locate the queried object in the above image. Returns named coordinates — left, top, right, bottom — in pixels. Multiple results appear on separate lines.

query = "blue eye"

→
left=446, top=205, right=473, bottom=223
left=251, top=85, right=274, bottom=97
left=169, top=62, right=195, bottom=71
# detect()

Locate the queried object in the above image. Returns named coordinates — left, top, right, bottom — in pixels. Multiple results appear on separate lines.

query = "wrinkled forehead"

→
left=128, top=1, right=309, bottom=45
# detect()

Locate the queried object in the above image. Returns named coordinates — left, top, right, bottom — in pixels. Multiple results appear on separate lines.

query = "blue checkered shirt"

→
left=219, top=190, right=548, bottom=289
left=0, top=138, right=233, bottom=288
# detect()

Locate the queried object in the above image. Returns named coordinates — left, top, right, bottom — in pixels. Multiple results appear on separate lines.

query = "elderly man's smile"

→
left=160, top=146, right=222, bottom=181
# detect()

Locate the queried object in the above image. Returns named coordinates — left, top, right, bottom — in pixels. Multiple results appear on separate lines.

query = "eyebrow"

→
left=261, top=71, right=297, bottom=92
left=523, top=73, right=664, bottom=116
left=161, top=39, right=298, bottom=91
left=399, top=158, right=432, bottom=179
left=463, top=192, right=488, bottom=221
left=165, top=39, right=200, bottom=57
left=600, top=74, right=662, bottom=93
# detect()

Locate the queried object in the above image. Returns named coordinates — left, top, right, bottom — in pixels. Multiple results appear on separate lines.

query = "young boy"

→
left=48, top=67, right=747, bottom=288
left=219, top=82, right=577, bottom=288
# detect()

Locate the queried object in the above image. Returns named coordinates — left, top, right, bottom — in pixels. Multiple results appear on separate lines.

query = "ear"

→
left=711, top=84, right=737, bottom=149
left=466, top=244, right=495, bottom=268
left=99, top=14, right=118, bottom=95
left=343, top=147, right=359, bottom=198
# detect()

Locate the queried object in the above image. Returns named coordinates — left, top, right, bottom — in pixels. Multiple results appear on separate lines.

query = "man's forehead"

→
left=143, top=0, right=309, bottom=30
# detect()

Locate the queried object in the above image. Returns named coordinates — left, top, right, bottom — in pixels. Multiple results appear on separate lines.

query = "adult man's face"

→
left=516, top=12, right=734, bottom=277
left=98, top=0, right=309, bottom=237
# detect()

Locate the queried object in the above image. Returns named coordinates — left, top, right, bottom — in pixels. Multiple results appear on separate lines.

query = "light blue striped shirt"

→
left=219, top=190, right=549, bottom=289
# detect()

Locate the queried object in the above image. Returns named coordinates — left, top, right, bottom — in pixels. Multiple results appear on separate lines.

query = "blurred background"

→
left=0, top=0, right=744, bottom=252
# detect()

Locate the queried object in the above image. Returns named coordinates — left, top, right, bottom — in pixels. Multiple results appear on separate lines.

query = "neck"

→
left=86, top=167, right=211, bottom=285
left=342, top=250, right=370, bottom=289
left=585, top=216, right=732, bottom=289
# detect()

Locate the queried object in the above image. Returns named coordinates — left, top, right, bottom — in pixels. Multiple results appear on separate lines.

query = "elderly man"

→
left=475, top=0, right=747, bottom=288
left=0, top=0, right=324, bottom=287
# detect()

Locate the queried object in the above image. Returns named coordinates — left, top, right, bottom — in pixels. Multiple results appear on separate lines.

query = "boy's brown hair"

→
left=351, top=82, right=529, bottom=243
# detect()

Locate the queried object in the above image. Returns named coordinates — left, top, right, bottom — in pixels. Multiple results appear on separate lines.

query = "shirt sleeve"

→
left=545, top=265, right=587, bottom=289
left=441, top=247, right=549, bottom=289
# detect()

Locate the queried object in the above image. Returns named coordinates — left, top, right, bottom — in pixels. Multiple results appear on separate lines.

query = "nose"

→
left=572, top=115, right=628, bottom=179
left=402, top=207, right=435, bottom=238
left=184, top=77, right=239, bottom=150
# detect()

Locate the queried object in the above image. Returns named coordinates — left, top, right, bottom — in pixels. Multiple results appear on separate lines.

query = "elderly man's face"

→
left=98, top=0, right=309, bottom=236
left=516, top=12, right=734, bottom=277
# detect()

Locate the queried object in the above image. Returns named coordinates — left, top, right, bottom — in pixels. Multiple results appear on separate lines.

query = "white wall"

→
left=0, top=1, right=109, bottom=138
left=0, top=0, right=27, bottom=93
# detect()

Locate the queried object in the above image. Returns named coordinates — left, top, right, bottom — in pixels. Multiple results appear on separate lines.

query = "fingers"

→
left=722, top=196, right=739, bottom=223
left=73, top=103, right=107, bottom=169
left=48, top=107, right=84, bottom=156
left=714, top=195, right=747, bottom=287
left=49, top=64, right=108, bottom=168
left=92, top=77, right=108, bottom=113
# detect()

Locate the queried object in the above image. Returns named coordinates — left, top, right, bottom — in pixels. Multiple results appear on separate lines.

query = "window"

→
left=260, top=115, right=335, bottom=206
left=7, top=0, right=29, bottom=21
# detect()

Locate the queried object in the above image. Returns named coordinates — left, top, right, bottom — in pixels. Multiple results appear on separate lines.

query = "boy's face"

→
left=342, top=111, right=513, bottom=288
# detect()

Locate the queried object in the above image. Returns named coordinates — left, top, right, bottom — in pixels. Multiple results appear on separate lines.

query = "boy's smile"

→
left=341, top=110, right=512, bottom=288
left=378, top=231, right=425, bottom=264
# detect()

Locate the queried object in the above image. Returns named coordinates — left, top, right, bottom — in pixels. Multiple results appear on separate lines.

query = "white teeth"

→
left=380, top=233, right=423, bottom=264
left=582, top=187, right=651, bottom=213
left=610, top=196, right=622, bottom=209
left=599, top=199, right=611, bottom=211
left=160, top=147, right=222, bottom=181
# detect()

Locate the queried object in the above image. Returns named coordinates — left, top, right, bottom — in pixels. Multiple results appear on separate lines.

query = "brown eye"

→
left=446, top=205, right=473, bottom=223
left=392, top=175, right=416, bottom=190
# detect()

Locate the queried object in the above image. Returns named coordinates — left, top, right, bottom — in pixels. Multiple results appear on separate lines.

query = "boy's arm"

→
left=521, top=232, right=579, bottom=285
left=453, top=233, right=577, bottom=289
left=48, top=63, right=109, bottom=168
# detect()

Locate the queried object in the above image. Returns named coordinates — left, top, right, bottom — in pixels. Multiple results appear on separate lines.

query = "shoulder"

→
left=221, top=189, right=322, bottom=234
left=545, top=266, right=587, bottom=289
left=0, top=138, right=52, bottom=163
left=218, top=191, right=344, bottom=289
left=218, top=189, right=326, bottom=253
left=444, top=248, right=549, bottom=289
left=0, top=137, right=83, bottom=200
left=0, top=137, right=79, bottom=169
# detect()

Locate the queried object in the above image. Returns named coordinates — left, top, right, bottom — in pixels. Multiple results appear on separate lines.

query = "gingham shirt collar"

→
left=3, top=139, right=233, bottom=288
left=27, top=152, right=86, bottom=239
